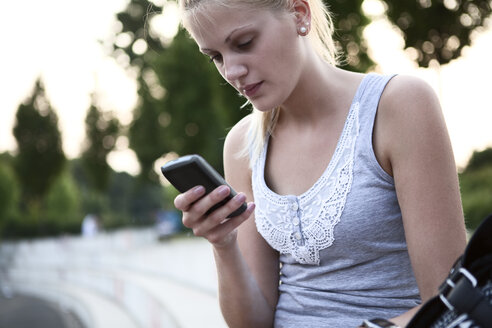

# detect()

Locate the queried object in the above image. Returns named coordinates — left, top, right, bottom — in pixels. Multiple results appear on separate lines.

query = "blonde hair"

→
left=179, top=0, right=339, bottom=164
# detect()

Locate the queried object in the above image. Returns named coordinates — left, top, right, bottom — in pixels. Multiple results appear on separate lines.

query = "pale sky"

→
left=1, top=0, right=491, bottom=175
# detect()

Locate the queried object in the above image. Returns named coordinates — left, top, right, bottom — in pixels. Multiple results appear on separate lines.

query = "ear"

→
left=292, top=0, right=311, bottom=35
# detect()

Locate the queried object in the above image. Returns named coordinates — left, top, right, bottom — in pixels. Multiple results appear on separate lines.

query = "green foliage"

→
left=111, top=0, right=492, bottom=180
left=1, top=215, right=37, bottom=239
left=104, top=171, right=137, bottom=228
left=330, top=0, right=492, bottom=70
left=0, top=160, right=20, bottom=224
left=152, top=28, right=246, bottom=170
left=41, top=170, right=83, bottom=235
left=128, top=180, right=166, bottom=224
left=70, top=159, right=133, bottom=229
left=44, top=171, right=81, bottom=219
left=162, top=183, right=180, bottom=210
left=128, top=27, right=246, bottom=179
left=459, top=166, right=492, bottom=230
left=128, top=79, right=168, bottom=181
left=12, top=79, right=66, bottom=205
left=114, top=0, right=165, bottom=68
left=71, top=159, right=163, bottom=228
left=384, top=0, right=491, bottom=67
left=463, top=147, right=492, bottom=173
left=7, top=0, right=490, bottom=239
left=0, top=167, right=82, bottom=239
left=328, top=0, right=375, bottom=72
left=112, top=0, right=247, bottom=180
left=107, top=171, right=136, bottom=215
left=459, top=147, right=492, bottom=230
left=81, top=100, right=120, bottom=191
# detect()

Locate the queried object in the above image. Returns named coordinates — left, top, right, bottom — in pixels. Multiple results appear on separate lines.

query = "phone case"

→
left=161, top=154, right=247, bottom=217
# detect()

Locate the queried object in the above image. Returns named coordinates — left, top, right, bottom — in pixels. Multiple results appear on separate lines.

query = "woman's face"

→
left=187, top=3, right=308, bottom=111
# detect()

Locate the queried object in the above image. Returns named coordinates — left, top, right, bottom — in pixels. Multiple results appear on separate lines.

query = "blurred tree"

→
left=107, top=171, right=136, bottom=218
left=43, top=169, right=82, bottom=235
left=329, top=0, right=375, bottom=72
left=0, top=160, right=20, bottom=224
left=330, top=0, right=492, bottom=70
left=463, top=147, right=492, bottom=173
left=81, top=97, right=120, bottom=191
left=70, top=159, right=133, bottom=228
left=0, top=152, right=15, bottom=167
left=111, top=0, right=491, bottom=178
left=459, top=168, right=492, bottom=230
left=128, top=75, right=168, bottom=182
left=114, top=1, right=244, bottom=180
left=113, top=0, right=166, bottom=70
left=459, top=147, right=492, bottom=230
left=151, top=28, right=245, bottom=171
left=13, top=79, right=66, bottom=207
left=128, top=179, right=165, bottom=223
left=384, top=0, right=491, bottom=67
left=44, top=170, right=80, bottom=218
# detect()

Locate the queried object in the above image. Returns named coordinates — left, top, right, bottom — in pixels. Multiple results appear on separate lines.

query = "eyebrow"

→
left=200, top=24, right=253, bottom=53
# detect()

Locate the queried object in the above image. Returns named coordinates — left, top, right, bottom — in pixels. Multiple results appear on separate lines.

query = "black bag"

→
left=407, top=214, right=492, bottom=328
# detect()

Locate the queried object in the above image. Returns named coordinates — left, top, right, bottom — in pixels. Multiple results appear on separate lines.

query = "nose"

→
left=223, top=55, right=247, bottom=83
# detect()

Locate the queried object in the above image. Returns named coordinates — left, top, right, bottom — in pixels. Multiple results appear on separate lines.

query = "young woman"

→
left=173, top=0, right=467, bottom=326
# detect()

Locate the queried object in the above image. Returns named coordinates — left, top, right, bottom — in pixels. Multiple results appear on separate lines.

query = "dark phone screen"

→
left=161, top=156, right=246, bottom=217
left=163, top=161, right=218, bottom=194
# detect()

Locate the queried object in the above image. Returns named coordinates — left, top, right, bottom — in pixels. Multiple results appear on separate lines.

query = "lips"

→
left=241, top=81, right=263, bottom=98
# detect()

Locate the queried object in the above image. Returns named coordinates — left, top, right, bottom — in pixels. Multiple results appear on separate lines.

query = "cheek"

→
left=263, top=31, right=301, bottom=72
left=261, top=37, right=303, bottom=94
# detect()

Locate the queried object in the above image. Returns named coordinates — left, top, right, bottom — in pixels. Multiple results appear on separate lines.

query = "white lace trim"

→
left=253, top=102, right=360, bottom=265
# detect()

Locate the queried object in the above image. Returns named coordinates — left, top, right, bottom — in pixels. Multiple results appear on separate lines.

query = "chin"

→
left=249, top=98, right=281, bottom=112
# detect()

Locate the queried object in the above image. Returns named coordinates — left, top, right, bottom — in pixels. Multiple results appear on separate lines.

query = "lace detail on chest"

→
left=253, top=102, right=361, bottom=265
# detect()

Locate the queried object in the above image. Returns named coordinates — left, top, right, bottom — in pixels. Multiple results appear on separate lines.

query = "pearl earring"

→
left=299, top=26, right=307, bottom=34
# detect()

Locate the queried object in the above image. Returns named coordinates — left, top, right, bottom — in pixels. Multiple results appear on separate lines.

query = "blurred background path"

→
left=0, top=229, right=227, bottom=328
left=0, top=293, right=85, bottom=328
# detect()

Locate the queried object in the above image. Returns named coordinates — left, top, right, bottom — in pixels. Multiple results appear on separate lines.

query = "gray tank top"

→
left=251, top=73, right=421, bottom=327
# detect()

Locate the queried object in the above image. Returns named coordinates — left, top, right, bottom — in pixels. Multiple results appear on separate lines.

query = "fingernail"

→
left=235, top=193, right=246, bottom=203
left=217, top=185, right=229, bottom=196
left=193, top=185, right=205, bottom=195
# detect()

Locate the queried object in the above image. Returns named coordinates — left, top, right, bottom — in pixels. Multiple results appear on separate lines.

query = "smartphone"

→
left=160, top=154, right=247, bottom=218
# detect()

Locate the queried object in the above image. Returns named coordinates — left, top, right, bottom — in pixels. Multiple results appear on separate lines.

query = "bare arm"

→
left=218, top=116, right=279, bottom=327
left=374, top=76, right=467, bottom=327
left=174, top=115, right=279, bottom=327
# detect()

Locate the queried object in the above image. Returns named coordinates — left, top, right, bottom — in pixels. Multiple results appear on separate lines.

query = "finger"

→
left=174, top=185, right=206, bottom=211
left=180, top=185, right=231, bottom=229
left=211, top=192, right=248, bottom=221
left=206, top=202, right=255, bottom=245
left=194, top=192, right=247, bottom=234
left=188, top=185, right=231, bottom=217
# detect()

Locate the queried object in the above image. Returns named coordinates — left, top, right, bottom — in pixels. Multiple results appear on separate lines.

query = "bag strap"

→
left=438, top=259, right=492, bottom=327
left=407, top=214, right=492, bottom=328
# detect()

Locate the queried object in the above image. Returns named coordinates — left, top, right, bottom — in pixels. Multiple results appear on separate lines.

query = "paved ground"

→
left=0, top=293, right=85, bottom=328
left=0, top=228, right=227, bottom=328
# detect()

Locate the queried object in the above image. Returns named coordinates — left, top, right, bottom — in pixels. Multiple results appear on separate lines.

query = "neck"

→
left=277, top=59, right=362, bottom=130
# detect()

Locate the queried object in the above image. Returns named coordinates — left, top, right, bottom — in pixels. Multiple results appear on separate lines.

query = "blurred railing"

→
left=0, top=228, right=227, bottom=328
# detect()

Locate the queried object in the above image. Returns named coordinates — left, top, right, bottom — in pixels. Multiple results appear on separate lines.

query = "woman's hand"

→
left=174, top=184, right=255, bottom=248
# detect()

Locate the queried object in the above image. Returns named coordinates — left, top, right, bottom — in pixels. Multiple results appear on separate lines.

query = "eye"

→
left=209, top=54, right=222, bottom=63
left=237, top=39, right=252, bottom=49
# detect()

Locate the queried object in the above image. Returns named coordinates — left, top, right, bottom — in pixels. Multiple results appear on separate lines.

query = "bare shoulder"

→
left=223, top=114, right=253, bottom=190
left=376, top=75, right=447, bottom=168
left=224, top=114, right=252, bottom=159
left=379, top=74, right=441, bottom=121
